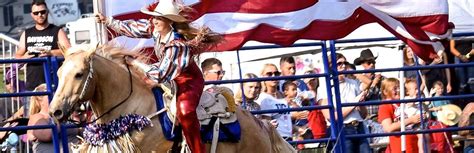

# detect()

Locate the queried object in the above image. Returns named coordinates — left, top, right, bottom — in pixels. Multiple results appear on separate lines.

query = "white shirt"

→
left=317, top=77, right=364, bottom=125
left=259, top=93, right=292, bottom=137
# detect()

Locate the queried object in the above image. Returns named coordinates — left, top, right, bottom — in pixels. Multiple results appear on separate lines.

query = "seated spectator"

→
left=260, top=63, right=284, bottom=99
left=378, top=78, right=421, bottom=153
left=235, top=73, right=261, bottom=112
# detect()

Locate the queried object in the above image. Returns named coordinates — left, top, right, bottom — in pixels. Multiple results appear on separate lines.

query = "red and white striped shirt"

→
left=107, top=18, right=191, bottom=83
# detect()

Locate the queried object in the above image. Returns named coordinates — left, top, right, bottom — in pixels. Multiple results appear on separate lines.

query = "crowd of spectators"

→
left=198, top=38, right=473, bottom=152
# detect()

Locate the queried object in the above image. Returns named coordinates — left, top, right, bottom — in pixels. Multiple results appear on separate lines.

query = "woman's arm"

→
left=442, top=52, right=452, bottom=93
left=106, top=17, right=153, bottom=38
left=380, top=114, right=420, bottom=132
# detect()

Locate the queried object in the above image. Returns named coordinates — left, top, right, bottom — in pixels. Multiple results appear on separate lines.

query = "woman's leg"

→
left=175, top=62, right=206, bottom=153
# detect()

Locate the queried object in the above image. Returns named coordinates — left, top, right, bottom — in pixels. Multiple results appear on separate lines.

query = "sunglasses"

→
left=32, top=10, right=48, bottom=16
left=363, top=61, right=376, bottom=65
left=336, top=61, right=349, bottom=66
left=264, top=71, right=281, bottom=77
left=207, top=70, right=225, bottom=75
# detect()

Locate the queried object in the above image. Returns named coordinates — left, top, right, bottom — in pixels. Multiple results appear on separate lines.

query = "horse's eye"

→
left=75, top=73, right=83, bottom=79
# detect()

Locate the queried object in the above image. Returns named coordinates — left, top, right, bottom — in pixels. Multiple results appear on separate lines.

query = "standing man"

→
left=318, top=53, right=370, bottom=153
left=353, top=49, right=383, bottom=117
left=15, top=0, right=70, bottom=91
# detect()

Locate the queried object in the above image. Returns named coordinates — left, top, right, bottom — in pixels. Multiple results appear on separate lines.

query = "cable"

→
left=324, top=124, right=345, bottom=153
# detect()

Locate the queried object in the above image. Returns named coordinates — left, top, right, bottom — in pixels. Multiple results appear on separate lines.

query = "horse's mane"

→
left=68, top=43, right=150, bottom=81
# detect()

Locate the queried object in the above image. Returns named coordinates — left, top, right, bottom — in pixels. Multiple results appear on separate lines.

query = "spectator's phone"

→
left=28, top=49, right=42, bottom=55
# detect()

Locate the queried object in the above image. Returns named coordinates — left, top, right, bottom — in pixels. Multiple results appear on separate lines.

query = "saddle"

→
left=156, top=81, right=240, bottom=143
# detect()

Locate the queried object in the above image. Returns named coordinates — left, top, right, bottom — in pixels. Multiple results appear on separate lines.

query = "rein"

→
left=74, top=55, right=134, bottom=125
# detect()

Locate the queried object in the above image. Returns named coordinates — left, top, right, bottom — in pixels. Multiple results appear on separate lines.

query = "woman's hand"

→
left=95, top=13, right=107, bottom=24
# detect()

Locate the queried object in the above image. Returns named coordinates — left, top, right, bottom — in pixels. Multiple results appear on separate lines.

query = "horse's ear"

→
left=58, top=43, right=68, bottom=57
left=85, top=43, right=99, bottom=58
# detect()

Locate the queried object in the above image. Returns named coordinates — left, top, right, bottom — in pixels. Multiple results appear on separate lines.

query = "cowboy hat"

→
left=353, top=49, right=378, bottom=65
left=140, top=0, right=187, bottom=22
left=437, top=104, right=462, bottom=126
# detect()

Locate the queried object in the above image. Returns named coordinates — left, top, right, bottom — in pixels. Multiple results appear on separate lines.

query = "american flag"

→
left=104, top=0, right=451, bottom=62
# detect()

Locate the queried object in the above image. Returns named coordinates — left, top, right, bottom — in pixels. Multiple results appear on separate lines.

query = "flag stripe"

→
left=191, top=0, right=317, bottom=18
left=192, top=2, right=362, bottom=34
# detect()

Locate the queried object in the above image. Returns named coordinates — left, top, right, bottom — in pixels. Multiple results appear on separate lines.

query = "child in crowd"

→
left=403, top=79, right=430, bottom=152
left=426, top=81, right=454, bottom=153
left=428, top=81, right=450, bottom=117
left=282, top=81, right=311, bottom=149
left=403, top=79, right=428, bottom=128
left=378, top=78, right=421, bottom=153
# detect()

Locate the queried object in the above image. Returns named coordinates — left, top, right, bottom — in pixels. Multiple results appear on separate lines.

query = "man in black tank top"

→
left=15, top=0, right=70, bottom=91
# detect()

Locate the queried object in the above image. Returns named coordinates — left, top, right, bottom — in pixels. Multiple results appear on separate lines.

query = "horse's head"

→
left=49, top=44, right=98, bottom=121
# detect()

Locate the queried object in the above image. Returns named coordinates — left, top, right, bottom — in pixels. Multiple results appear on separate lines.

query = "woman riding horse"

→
left=95, top=1, right=221, bottom=152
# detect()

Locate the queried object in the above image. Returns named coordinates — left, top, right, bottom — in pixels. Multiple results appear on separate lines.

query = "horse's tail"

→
left=267, top=123, right=297, bottom=153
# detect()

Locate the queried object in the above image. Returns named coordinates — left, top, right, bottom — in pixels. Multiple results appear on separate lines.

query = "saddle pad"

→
left=152, top=88, right=181, bottom=140
left=200, top=117, right=241, bottom=143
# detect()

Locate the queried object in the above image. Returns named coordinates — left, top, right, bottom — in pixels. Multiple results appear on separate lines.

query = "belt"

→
left=344, top=120, right=360, bottom=127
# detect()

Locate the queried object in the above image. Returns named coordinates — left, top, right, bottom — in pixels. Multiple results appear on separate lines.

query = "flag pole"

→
left=93, top=0, right=107, bottom=45
left=399, top=44, right=407, bottom=153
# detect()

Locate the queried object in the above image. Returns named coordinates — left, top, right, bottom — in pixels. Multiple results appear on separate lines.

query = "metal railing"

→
left=0, top=32, right=473, bottom=153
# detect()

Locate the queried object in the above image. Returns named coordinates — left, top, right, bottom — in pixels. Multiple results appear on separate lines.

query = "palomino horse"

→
left=49, top=44, right=296, bottom=153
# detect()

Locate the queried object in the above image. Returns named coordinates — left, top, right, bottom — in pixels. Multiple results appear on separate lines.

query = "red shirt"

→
left=378, top=104, right=419, bottom=153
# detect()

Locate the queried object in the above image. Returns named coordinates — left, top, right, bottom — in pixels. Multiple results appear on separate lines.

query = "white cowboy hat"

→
left=437, top=104, right=462, bottom=126
left=140, top=0, right=187, bottom=22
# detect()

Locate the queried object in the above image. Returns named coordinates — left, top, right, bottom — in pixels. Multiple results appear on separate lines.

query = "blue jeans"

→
left=326, top=123, right=371, bottom=153
left=455, top=58, right=474, bottom=93
left=465, top=140, right=474, bottom=153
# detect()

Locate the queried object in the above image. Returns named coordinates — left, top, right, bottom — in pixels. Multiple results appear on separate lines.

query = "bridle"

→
left=72, top=55, right=134, bottom=125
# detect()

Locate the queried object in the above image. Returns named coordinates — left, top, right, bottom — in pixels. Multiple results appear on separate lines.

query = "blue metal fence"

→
left=1, top=33, right=474, bottom=153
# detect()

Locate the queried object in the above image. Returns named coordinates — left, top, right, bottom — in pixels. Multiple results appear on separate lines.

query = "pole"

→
left=93, top=0, right=108, bottom=45
left=398, top=44, right=406, bottom=153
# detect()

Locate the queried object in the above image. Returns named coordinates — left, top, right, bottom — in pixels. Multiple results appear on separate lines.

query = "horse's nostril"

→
left=53, top=110, right=63, bottom=119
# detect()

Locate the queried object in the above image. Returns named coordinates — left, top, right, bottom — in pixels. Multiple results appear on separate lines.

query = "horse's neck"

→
left=91, top=57, right=156, bottom=123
